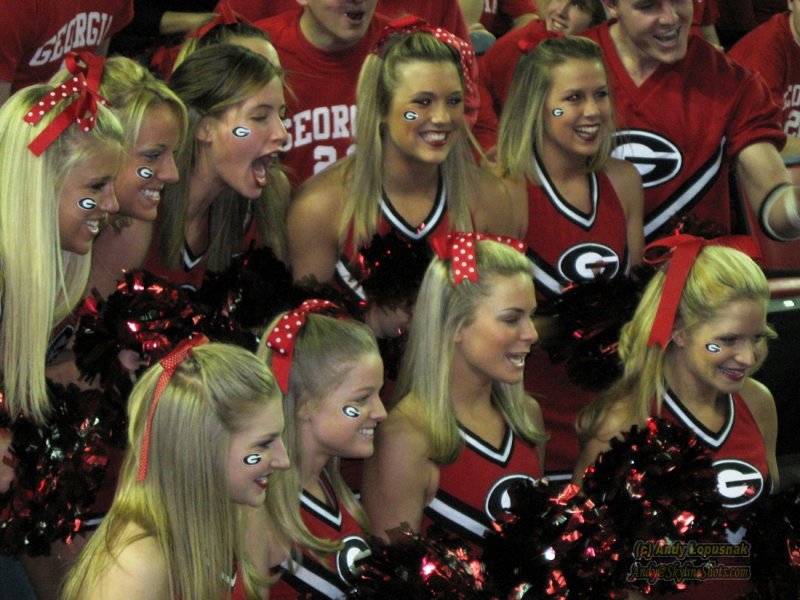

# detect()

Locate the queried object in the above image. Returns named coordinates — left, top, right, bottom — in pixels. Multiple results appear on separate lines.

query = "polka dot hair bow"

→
left=24, top=51, right=109, bottom=157
left=642, top=233, right=761, bottom=349
left=137, top=334, right=208, bottom=483
left=372, top=15, right=479, bottom=127
left=266, top=300, right=341, bottom=394
left=431, top=232, right=527, bottom=285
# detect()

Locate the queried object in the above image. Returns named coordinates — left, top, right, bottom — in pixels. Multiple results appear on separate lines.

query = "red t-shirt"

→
left=0, top=0, right=133, bottom=91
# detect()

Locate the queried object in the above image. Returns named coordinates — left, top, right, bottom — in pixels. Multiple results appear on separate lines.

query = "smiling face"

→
left=227, top=397, right=290, bottom=507
left=58, top=145, right=119, bottom=254
left=608, top=0, right=691, bottom=76
left=383, top=60, right=465, bottom=168
left=114, top=103, right=181, bottom=221
left=298, top=0, right=378, bottom=52
left=198, top=77, right=287, bottom=200
left=545, top=0, right=596, bottom=34
left=540, top=57, right=611, bottom=161
left=301, top=352, right=386, bottom=463
left=670, top=299, right=769, bottom=397
left=453, top=273, right=538, bottom=387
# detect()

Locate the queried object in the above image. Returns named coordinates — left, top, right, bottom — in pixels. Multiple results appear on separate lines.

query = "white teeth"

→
left=421, top=132, right=447, bottom=142
left=576, top=126, right=600, bottom=134
left=656, top=29, right=679, bottom=42
left=358, top=428, right=375, bottom=437
left=85, top=220, right=100, bottom=234
left=142, top=189, right=161, bottom=201
left=507, top=354, right=526, bottom=367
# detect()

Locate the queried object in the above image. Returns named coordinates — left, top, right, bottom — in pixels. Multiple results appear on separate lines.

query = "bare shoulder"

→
left=739, top=377, right=777, bottom=426
left=89, top=526, right=168, bottom=600
left=589, top=399, right=639, bottom=444
left=603, top=156, right=641, bottom=188
left=290, top=160, right=347, bottom=220
left=376, top=396, right=431, bottom=456
left=471, top=167, right=521, bottom=238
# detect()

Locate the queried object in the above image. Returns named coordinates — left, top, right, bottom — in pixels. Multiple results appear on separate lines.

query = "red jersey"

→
left=0, top=0, right=133, bottom=91
left=582, top=24, right=785, bottom=239
left=729, top=13, right=800, bottom=139
left=270, top=472, right=368, bottom=599
left=255, top=9, right=389, bottom=187
left=658, top=390, right=769, bottom=599
left=522, top=156, right=630, bottom=477
left=478, top=19, right=550, bottom=116
left=422, top=423, right=542, bottom=547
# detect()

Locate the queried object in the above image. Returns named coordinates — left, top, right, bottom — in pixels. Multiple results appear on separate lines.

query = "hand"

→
left=0, top=428, right=15, bottom=493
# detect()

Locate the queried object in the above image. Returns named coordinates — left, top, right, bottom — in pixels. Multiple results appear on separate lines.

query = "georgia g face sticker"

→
left=342, top=405, right=361, bottom=419
left=232, top=126, right=251, bottom=138
left=243, top=453, right=262, bottom=465
left=403, top=111, right=418, bottom=121
left=77, top=197, right=97, bottom=210
left=136, top=166, right=154, bottom=180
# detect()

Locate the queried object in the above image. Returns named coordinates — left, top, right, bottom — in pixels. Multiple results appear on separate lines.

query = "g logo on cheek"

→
left=243, top=454, right=262, bottom=465
left=342, top=405, right=361, bottom=419
left=403, top=111, right=418, bottom=121
left=77, top=197, right=97, bottom=211
left=706, top=343, right=722, bottom=353
left=136, top=166, right=154, bottom=180
left=232, top=126, right=251, bottom=138
left=552, top=108, right=565, bottom=117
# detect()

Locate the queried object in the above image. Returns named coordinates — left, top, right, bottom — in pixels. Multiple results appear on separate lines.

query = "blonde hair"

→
left=61, top=343, right=282, bottom=600
left=257, top=313, right=378, bottom=565
left=497, top=36, right=614, bottom=183
left=577, top=246, right=776, bottom=442
left=157, top=44, right=290, bottom=271
left=393, top=240, right=547, bottom=464
left=0, top=84, right=123, bottom=424
left=341, top=31, right=477, bottom=251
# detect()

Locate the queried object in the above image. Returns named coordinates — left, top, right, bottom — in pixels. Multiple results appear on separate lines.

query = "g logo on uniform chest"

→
left=611, top=130, right=683, bottom=188
left=336, top=535, right=369, bottom=584
left=558, top=243, right=620, bottom=282
left=485, top=474, right=536, bottom=520
left=713, top=459, right=764, bottom=508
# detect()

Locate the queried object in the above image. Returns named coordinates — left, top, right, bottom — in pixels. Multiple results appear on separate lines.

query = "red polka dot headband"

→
left=431, top=232, right=528, bottom=284
left=266, top=300, right=342, bottom=394
left=642, top=233, right=761, bottom=349
left=372, top=15, right=479, bottom=127
left=137, top=334, right=208, bottom=483
left=23, top=51, right=109, bottom=157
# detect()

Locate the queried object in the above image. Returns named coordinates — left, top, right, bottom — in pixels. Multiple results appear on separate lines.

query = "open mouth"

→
left=255, top=475, right=270, bottom=489
left=575, top=125, right=601, bottom=141
left=507, top=353, right=527, bottom=368
left=719, top=367, right=745, bottom=382
left=358, top=427, right=376, bottom=438
left=85, top=219, right=100, bottom=235
left=421, top=131, right=449, bottom=146
left=141, top=189, right=161, bottom=204
left=654, top=29, right=680, bottom=44
left=344, top=11, right=365, bottom=22
left=251, top=155, right=273, bottom=188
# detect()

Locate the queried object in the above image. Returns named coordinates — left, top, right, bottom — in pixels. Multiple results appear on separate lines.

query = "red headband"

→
left=24, top=51, right=109, bottom=157
left=372, top=16, right=479, bottom=127
left=642, top=233, right=762, bottom=349
left=186, top=2, right=249, bottom=40
left=432, top=232, right=528, bottom=285
left=137, top=334, right=209, bottom=483
left=266, top=300, right=341, bottom=394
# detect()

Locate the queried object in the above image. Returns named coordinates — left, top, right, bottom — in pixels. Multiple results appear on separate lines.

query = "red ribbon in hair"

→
left=431, top=231, right=528, bottom=285
left=643, top=233, right=762, bottom=349
left=266, top=300, right=341, bottom=394
left=517, top=29, right=561, bottom=54
left=372, top=15, right=479, bottom=127
left=186, top=1, right=249, bottom=40
left=23, top=51, right=109, bottom=157
left=137, top=334, right=209, bottom=483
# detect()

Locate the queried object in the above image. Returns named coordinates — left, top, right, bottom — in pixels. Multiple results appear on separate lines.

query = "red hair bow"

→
left=643, top=233, right=762, bottom=349
left=517, top=29, right=561, bottom=54
left=372, top=16, right=479, bottom=127
left=137, top=334, right=209, bottom=483
left=266, top=300, right=341, bottom=394
left=24, top=51, right=109, bottom=156
left=186, top=1, right=249, bottom=40
left=432, top=232, right=528, bottom=284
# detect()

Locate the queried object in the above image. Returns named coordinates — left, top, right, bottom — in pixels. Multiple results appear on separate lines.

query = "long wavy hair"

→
left=257, top=313, right=377, bottom=566
left=0, top=85, right=123, bottom=424
left=497, top=35, right=615, bottom=184
left=61, top=343, right=282, bottom=600
left=340, top=31, right=477, bottom=251
left=393, top=240, right=547, bottom=464
left=577, top=246, right=776, bottom=442
left=157, top=44, right=290, bottom=270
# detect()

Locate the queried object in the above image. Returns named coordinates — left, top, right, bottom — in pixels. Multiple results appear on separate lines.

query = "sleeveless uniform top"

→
left=270, top=471, right=369, bottom=599
left=422, top=423, right=542, bottom=548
